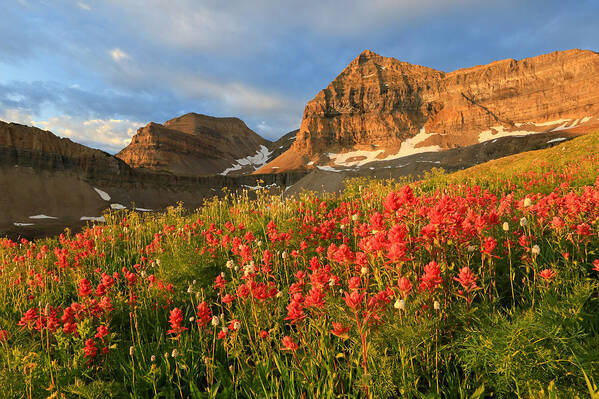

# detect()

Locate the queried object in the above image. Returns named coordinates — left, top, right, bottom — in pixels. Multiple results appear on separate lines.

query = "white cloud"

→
left=109, top=48, right=130, bottom=62
left=77, top=2, right=91, bottom=11
left=0, top=108, right=141, bottom=153
left=105, top=0, right=476, bottom=52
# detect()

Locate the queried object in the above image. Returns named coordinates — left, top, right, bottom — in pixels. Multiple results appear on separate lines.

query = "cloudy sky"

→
left=2, top=0, right=598, bottom=153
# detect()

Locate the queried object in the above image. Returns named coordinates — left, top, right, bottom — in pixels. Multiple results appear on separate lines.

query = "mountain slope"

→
left=117, top=113, right=271, bottom=176
left=259, top=48, right=599, bottom=173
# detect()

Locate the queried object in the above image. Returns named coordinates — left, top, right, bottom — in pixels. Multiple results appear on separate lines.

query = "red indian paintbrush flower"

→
left=281, top=335, right=298, bottom=351
left=343, top=290, right=365, bottom=310
left=539, top=269, right=557, bottom=284
left=331, top=322, right=350, bottom=339
left=454, top=267, right=478, bottom=292
left=167, top=307, right=188, bottom=337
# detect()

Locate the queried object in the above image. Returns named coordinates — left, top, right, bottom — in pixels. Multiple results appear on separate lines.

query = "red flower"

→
left=167, top=307, right=188, bottom=337
left=84, top=338, right=97, bottom=360
left=78, top=279, right=92, bottom=297
left=593, top=259, right=599, bottom=272
left=196, top=301, right=212, bottom=328
left=397, top=277, right=413, bottom=297
left=343, top=290, right=365, bottom=310
left=539, top=269, right=556, bottom=282
left=95, top=325, right=109, bottom=340
left=419, top=261, right=443, bottom=292
left=331, top=322, right=350, bottom=339
left=259, top=330, right=269, bottom=339
left=0, top=330, right=8, bottom=342
left=454, top=267, right=478, bottom=292
left=281, top=336, right=298, bottom=351
left=481, top=236, right=497, bottom=256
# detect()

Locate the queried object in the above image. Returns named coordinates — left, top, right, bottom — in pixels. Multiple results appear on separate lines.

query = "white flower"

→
left=360, top=267, right=368, bottom=275
left=129, top=346, right=134, bottom=356
left=171, top=348, right=178, bottom=358
left=394, top=299, right=406, bottom=310
left=151, top=355, right=156, bottom=362
left=233, top=321, right=241, bottom=330
left=502, top=222, right=509, bottom=232
left=226, top=260, right=234, bottom=269
left=282, top=251, right=288, bottom=259
left=141, top=270, right=147, bottom=278
left=524, top=198, right=532, bottom=207
left=222, top=327, right=229, bottom=333
left=467, top=245, right=476, bottom=252
left=531, top=245, right=540, bottom=255
left=189, top=316, right=195, bottom=322
left=257, top=240, right=263, bottom=247
left=187, top=285, right=193, bottom=294
left=211, top=316, right=220, bottom=326
left=433, top=301, right=440, bottom=311
left=520, top=217, right=528, bottom=227
left=352, top=214, right=359, bottom=221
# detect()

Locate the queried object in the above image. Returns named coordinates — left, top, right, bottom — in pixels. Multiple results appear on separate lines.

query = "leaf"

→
left=469, top=383, right=485, bottom=399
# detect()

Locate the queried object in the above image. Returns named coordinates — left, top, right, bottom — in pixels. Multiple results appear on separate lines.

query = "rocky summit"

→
left=117, top=113, right=272, bottom=176
left=258, top=49, right=599, bottom=173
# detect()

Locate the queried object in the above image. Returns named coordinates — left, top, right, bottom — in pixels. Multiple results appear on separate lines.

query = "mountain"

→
left=117, top=113, right=291, bottom=176
left=0, top=120, right=304, bottom=239
left=258, top=49, right=599, bottom=173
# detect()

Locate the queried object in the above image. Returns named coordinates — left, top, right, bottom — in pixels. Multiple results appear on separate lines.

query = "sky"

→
left=1, top=0, right=598, bottom=153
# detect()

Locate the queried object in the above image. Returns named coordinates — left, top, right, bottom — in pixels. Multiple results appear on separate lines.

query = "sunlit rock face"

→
left=258, top=49, right=599, bottom=173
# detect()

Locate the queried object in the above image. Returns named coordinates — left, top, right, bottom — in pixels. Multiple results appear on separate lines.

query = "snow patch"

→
left=478, top=125, right=539, bottom=143
left=110, top=204, right=126, bottom=210
left=80, top=216, right=106, bottom=222
left=220, top=145, right=272, bottom=175
left=242, top=183, right=278, bottom=190
left=93, top=187, right=111, bottom=201
left=135, top=208, right=153, bottom=212
left=547, top=137, right=567, bottom=144
left=534, top=118, right=572, bottom=127
left=325, top=128, right=441, bottom=168
left=316, top=165, right=344, bottom=172
left=307, top=161, right=314, bottom=166
left=14, top=222, right=34, bottom=226
left=29, top=214, right=58, bottom=219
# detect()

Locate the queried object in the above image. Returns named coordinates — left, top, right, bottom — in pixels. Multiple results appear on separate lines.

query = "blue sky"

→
left=1, top=0, right=598, bottom=153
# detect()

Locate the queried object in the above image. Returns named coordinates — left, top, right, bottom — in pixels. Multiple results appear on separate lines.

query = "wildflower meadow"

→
left=1, top=133, right=599, bottom=398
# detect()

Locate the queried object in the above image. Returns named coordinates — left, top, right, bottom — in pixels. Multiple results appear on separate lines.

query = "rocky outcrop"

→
left=117, top=113, right=271, bottom=176
left=259, top=49, right=599, bottom=173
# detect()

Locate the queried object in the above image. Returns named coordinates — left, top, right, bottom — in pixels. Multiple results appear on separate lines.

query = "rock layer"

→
left=117, top=113, right=270, bottom=176
left=259, top=49, right=599, bottom=173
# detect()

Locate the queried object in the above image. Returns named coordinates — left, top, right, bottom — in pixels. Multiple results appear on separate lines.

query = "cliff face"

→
left=116, top=113, right=271, bottom=176
left=259, top=49, right=599, bottom=172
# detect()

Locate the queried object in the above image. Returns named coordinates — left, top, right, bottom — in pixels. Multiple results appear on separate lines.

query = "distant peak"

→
left=356, top=49, right=381, bottom=62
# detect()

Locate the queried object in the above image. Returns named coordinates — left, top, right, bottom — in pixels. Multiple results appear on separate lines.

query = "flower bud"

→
left=502, top=222, right=509, bottom=231
left=531, top=245, right=540, bottom=255
left=151, top=355, right=156, bottom=362
left=433, top=300, right=440, bottom=311
left=129, top=346, right=134, bottom=356
left=171, top=348, right=178, bottom=358
left=524, top=198, right=532, bottom=207
left=520, top=217, right=528, bottom=227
